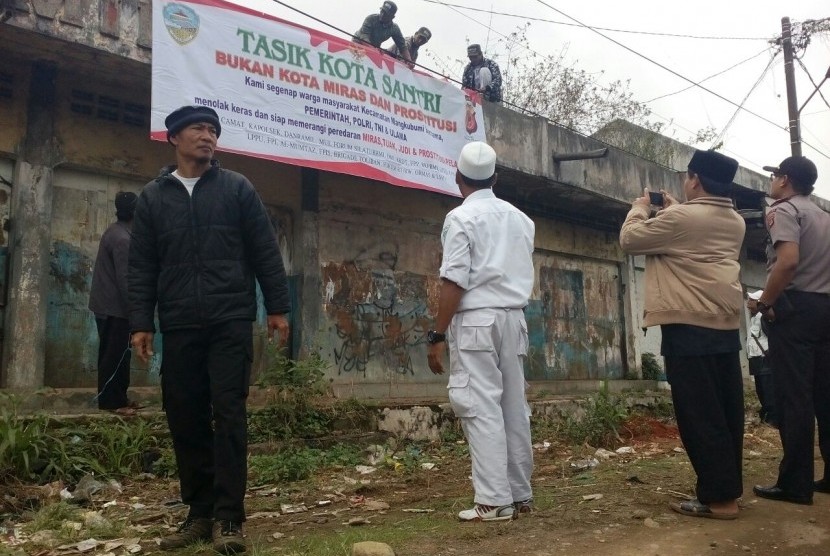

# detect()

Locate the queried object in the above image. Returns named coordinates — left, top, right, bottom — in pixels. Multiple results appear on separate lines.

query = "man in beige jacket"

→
left=620, top=150, right=745, bottom=519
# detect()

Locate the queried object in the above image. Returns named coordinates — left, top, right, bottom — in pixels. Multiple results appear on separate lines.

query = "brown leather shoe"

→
left=213, top=520, right=246, bottom=554
left=159, top=517, right=212, bottom=550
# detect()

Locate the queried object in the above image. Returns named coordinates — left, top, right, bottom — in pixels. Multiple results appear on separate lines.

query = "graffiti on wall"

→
left=321, top=242, right=436, bottom=377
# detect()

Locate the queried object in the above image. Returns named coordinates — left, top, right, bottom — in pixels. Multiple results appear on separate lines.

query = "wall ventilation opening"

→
left=70, top=89, right=146, bottom=127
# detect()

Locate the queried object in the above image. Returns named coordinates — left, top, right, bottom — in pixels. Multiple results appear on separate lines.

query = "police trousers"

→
left=447, top=307, right=533, bottom=507
left=765, top=291, right=830, bottom=495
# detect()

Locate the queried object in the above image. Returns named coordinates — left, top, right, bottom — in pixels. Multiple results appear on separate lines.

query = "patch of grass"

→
left=24, top=501, right=79, bottom=533
left=561, top=383, right=630, bottom=448
left=0, top=394, right=53, bottom=482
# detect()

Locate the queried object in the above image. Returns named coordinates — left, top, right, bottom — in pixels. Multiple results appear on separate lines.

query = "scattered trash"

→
left=249, top=511, right=281, bottom=519
left=126, top=543, right=142, bottom=554
left=582, top=494, right=604, bottom=501
left=672, top=447, right=686, bottom=454
left=402, top=508, right=434, bottom=513
left=82, top=511, right=110, bottom=529
left=76, top=538, right=100, bottom=552
left=106, top=479, right=123, bottom=494
left=420, top=462, right=436, bottom=470
left=364, top=444, right=388, bottom=465
left=102, top=500, right=118, bottom=508
left=594, top=448, right=616, bottom=460
left=316, top=500, right=332, bottom=506
left=280, top=503, right=308, bottom=514
left=747, top=450, right=762, bottom=457
left=570, top=458, right=599, bottom=471
left=615, top=446, right=636, bottom=455
left=533, top=441, right=551, bottom=451
left=355, top=465, right=377, bottom=475
left=272, top=532, right=285, bottom=540
left=130, top=503, right=146, bottom=511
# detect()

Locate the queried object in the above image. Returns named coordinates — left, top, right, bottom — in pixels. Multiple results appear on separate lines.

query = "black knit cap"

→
left=114, top=191, right=137, bottom=220
left=688, top=149, right=739, bottom=195
left=165, top=105, right=222, bottom=142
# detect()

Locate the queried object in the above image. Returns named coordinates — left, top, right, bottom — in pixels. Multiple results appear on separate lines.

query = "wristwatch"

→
left=756, top=300, right=772, bottom=314
left=426, top=330, right=446, bottom=344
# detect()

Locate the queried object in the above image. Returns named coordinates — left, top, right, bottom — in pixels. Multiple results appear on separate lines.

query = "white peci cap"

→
left=457, top=141, right=496, bottom=181
left=748, top=290, right=764, bottom=300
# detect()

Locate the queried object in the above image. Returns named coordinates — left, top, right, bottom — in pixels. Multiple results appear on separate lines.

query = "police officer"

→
left=750, top=155, right=830, bottom=505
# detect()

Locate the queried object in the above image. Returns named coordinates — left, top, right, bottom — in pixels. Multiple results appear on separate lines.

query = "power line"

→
left=795, top=57, right=830, bottom=111
left=531, top=0, right=788, bottom=132
left=711, top=50, right=780, bottom=147
left=645, top=47, right=777, bottom=103
left=420, top=0, right=770, bottom=41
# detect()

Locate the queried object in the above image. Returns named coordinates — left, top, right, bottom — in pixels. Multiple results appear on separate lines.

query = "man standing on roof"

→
left=388, top=27, right=432, bottom=65
left=353, top=1, right=412, bottom=65
left=462, top=44, right=502, bottom=103
left=749, top=155, right=830, bottom=506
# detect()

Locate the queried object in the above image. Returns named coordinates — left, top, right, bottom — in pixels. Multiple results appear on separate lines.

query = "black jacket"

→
left=89, top=220, right=131, bottom=319
left=128, top=161, right=290, bottom=332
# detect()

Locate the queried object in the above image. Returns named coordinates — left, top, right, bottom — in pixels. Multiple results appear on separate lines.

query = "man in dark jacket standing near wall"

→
left=129, top=105, right=290, bottom=554
left=90, top=191, right=137, bottom=415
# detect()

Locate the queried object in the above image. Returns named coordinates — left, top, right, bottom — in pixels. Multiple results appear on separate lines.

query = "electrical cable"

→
left=795, top=57, right=830, bottom=111
left=420, top=0, right=770, bottom=41
left=645, top=47, right=777, bottom=103
left=711, top=50, right=779, bottom=147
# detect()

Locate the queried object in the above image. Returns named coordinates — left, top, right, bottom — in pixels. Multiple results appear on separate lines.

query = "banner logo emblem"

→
left=163, top=3, right=200, bottom=45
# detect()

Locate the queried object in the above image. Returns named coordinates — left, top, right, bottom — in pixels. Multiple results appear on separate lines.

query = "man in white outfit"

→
left=427, top=141, right=535, bottom=522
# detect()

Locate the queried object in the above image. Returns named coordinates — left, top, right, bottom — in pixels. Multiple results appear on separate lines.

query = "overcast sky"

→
left=228, top=0, right=830, bottom=199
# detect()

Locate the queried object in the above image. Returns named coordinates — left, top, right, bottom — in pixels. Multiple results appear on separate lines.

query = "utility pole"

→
left=781, top=17, right=802, bottom=156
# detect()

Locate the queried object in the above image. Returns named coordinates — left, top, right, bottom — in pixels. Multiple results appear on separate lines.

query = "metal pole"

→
left=782, top=17, right=802, bottom=156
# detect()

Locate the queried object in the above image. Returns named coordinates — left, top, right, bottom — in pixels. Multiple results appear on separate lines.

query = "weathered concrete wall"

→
left=4, top=0, right=152, bottom=64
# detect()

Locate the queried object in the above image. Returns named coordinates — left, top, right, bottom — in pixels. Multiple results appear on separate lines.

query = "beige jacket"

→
left=619, top=197, right=745, bottom=329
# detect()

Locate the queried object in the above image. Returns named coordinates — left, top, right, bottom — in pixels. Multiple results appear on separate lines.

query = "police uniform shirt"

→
left=439, top=188, right=535, bottom=311
left=766, top=195, right=830, bottom=294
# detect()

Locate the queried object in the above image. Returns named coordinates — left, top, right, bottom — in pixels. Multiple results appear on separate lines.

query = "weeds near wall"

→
left=560, top=383, right=630, bottom=448
left=0, top=394, right=53, bottom=482
left=641, top=352, right=663, bottom=381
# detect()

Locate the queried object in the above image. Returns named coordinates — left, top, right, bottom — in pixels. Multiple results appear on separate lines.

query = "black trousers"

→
left=765, top=291, right=830, bottom=495
left=161, top=320, right=253, bottom=523
left=665, top=352, right=744, bottom=504
left=748, top=356, right=776, bottom=424
left=96, top=316, right=132, bottom=410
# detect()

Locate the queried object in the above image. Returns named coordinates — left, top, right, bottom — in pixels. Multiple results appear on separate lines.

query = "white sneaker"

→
left=458, top=504, right=516, bottom=522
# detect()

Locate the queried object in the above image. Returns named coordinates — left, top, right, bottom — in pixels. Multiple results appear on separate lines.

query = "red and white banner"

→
left=151, top=0, right=486, bottom=195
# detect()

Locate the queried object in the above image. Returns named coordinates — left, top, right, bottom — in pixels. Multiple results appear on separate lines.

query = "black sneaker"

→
left=159, top=517, right=212, bottom=550
left=213, top=520, right=246, bottom=554
left=513, top=498, right=533, bottom=514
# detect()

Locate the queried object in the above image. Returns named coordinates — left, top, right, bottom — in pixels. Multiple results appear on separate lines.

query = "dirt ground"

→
left=3, top=418, right=829, bottom=556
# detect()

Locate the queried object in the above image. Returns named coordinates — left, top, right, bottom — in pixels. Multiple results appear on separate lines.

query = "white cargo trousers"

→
left=447, top=307, right=533, bottom=507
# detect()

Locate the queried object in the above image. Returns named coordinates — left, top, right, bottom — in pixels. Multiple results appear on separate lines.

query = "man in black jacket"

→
left=129, top=105, right=290, bottom=554
left=90, top=191, right=137, bottom=415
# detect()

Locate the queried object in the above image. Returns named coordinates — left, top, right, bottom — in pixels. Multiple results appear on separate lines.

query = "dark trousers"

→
left=96, top=316, right=132, bottom=410
left=765, top=291, right=830, bottom=495
left=748, top=356, right=776, bottom=425
left=665, top=352, right=744, bottom=504
left=161, top=320, right=253, bottom=523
